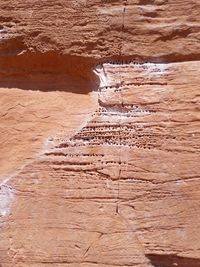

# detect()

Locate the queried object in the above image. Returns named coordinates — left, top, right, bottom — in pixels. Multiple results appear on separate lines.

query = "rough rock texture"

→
left=0, top=0, right=200, bottom=267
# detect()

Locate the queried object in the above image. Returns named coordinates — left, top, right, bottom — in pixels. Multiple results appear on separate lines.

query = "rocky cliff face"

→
left=0, top=1, right=200, bottom=267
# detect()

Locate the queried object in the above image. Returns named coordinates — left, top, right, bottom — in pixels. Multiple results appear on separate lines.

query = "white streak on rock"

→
left=93, top=66, right=110, bottom=87
left=142, top=62, right=168, bottom=76
left=0, top=179, right=15, bottom=218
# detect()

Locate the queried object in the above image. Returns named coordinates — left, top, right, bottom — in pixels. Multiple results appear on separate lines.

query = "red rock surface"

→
left=0, top=1, right=200, bottom=266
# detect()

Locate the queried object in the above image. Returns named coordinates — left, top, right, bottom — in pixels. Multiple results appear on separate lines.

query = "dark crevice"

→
left=139, top=0, right=155, bottom=5
left=146, top=254, right=200, bottom=267
left=0, top=52, right=99, bottom=94
left=98, top=53, right=200, bottom=64
left=139, top=0, right=167, bottom=4
left=1, top=49, right=200, bottom=94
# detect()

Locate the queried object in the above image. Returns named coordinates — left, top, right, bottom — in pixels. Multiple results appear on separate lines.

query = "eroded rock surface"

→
left=0, top=0, right=200, bottom=266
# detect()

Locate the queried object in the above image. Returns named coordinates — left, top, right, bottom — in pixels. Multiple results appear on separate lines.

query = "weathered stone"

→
left=0, top=1, right=200, bottom=266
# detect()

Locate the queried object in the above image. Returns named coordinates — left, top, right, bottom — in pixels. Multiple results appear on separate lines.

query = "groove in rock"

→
left=146, top=254, right=200, bottom=267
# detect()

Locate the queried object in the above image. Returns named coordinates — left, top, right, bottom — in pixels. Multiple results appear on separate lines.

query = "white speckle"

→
left=139, top=5, right=157, bottom=12
left=106, top=179, right=110, bottom=188
left=0, top=180, right=15, bottom=218
left=0, top=210, right=6, bottom=216
left=142, top=62, right=168, bottom=76
left=17, top=50, right=26, bottom=56
left=0, top=27, right=8, bottom=41
left=44, top=137, right=56, bottom=150
left=93, top=66, right=110, bottom=87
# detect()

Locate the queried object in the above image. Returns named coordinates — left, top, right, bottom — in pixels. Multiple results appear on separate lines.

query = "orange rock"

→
left=0, top=1, right=200, bottom=266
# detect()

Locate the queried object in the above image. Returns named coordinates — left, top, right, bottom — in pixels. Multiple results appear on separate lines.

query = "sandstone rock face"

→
left=0, top=1, right=200, bottom=267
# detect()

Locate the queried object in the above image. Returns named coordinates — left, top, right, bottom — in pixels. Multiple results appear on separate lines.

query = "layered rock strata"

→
left=0, top=0, right=200, bottom=266
left=0, top=61, right=199, bottom=266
